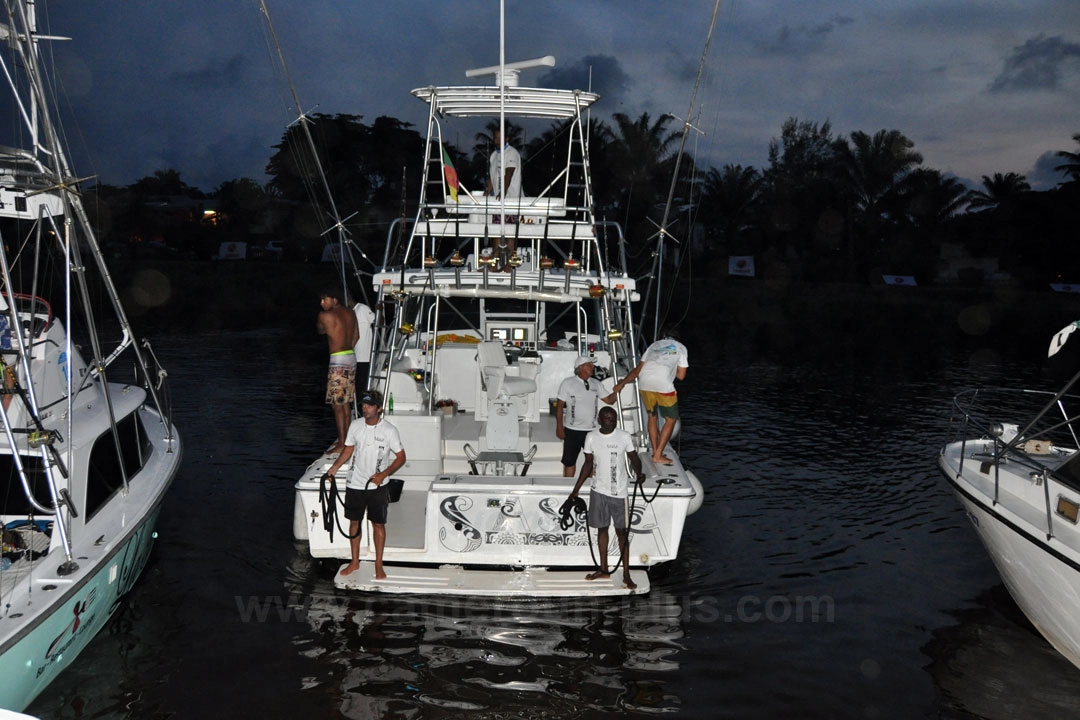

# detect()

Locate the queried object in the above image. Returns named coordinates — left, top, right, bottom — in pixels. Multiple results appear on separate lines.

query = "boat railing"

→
left=948, top=386, right=1080, bottom=539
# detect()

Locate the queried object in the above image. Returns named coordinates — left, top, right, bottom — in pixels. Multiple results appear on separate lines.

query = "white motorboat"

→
left=293, top=50, right=702, bottom=597
left=0, top=1, right=182, bottom=711
left=939, top=323, right=1080, bottom=669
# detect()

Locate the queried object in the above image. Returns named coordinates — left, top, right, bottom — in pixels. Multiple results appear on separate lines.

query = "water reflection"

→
left=925, top=586, right=1080, bottom=720
left=286, top=553, right=686, bottom=717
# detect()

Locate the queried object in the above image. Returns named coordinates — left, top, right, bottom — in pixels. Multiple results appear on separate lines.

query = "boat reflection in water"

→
left=286, top=555, right=685, bottom=716
left=923, top=586, right=1080, bottom=720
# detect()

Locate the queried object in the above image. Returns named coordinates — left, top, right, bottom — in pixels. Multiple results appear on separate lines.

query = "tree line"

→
left=86, top=115, right=1080, bottom=287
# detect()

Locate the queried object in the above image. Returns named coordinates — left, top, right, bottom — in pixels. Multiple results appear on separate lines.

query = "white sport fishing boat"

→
left=939, top=321, right=1080, bottom=670
left=0, top=1, right=182, bottom=711
left=293, top=53, right=702, bottom=597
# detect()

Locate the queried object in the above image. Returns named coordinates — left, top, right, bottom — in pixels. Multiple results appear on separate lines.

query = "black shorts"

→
left=561, top=428, right=590, bottom=467
left=344, top=485, right=389, bottom=524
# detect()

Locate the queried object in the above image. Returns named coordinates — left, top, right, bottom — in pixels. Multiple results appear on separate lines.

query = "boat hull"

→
left=940, top=443, right=1080, bottom=669
left=295, top=471, right=694, bottom=569
left=0, top=506, right=163, bottom=711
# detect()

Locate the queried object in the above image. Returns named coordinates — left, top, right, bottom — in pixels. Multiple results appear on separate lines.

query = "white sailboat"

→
left=0, top=1, right=182, bottom=711
left=939, top=322, right=1080, bottom=669
left=291, top=17, right=704, bottom=598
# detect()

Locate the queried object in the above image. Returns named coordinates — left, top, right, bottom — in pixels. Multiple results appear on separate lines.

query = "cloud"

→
left=1027, top=151, right=1066, bottom=190
left=538, top=54, right=631, bottom=106
left=170, top=54, right=251, bottom=91
left=989, top=34, right=1080, bottom=92
left=760, top=15, right=855, bottom=56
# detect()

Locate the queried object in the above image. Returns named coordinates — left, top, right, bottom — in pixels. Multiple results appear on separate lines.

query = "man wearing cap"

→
left=322, top=389, right=406, bottom=580
left=555, top=355, right=620, bottom=478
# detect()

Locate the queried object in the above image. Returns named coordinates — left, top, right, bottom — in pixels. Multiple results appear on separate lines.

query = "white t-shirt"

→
left=585, top=427, right=635, bottom=499
left=557, top=375, right=602, bottom=431
left=488, top=144, right=522, bottom=200
left=344, top=418, right=404, bottom=489
left=353, top=303, right=375, bottom=362
left=637, top=337, right=689, bottom=393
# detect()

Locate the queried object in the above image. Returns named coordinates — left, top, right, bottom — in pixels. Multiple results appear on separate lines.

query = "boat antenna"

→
left=639, top=0, right=723, bottom=342
left=258, top=0, right=373, bottom=304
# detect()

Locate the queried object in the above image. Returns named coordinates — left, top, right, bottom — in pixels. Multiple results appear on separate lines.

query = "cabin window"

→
left=0, top=453, right=49, bottom=516
left=1056, top=495, right=1080, bottom=524
left=85, top=411, right=152, bottom=519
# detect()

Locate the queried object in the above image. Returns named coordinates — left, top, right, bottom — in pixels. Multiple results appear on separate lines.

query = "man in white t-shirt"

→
left=566, top=406, right=645, bottom=590
left=556, top=355, right=619, bottom=477
left=322, top=389, right=406, bottom=580
left=486, top=128, right=522, bottom=271
left=617, top=328, right=689, bottom=465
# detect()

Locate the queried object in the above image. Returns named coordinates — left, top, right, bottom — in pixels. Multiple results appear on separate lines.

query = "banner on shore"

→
left=728, top=256, right=755, bottom=277
left=1051, top=283, right=1080, bottom=293
left=882, top=275, right=917, bottom=286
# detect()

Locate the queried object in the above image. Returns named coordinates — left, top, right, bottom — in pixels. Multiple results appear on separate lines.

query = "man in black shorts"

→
left=555, top=355, right=619, bottom=477
left=322, top=389, right=406, bottom=579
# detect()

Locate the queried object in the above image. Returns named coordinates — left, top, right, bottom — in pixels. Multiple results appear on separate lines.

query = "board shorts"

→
left=344, top=484, right=389, bottom=524
left=588, top=490, right=627, bottom=529
left=561, top=428, right=590, bottom=467
left=326, top=350, right=356, bottom=405
left=641, top=390, right=679, bottom=420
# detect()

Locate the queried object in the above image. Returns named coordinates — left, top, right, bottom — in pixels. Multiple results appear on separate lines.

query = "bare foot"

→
left=652, top=454, right=673, bottom=465
left=585, top=570, right=611, bottom=581
left=374, top=564, right=387, bottom=580
left=623, top=575, right=637, bottom=590
left=340, top=561, right=360, bottom=576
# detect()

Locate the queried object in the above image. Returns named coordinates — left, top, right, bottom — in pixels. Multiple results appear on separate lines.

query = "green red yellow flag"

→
left=442, top=146, right=458, bottom=202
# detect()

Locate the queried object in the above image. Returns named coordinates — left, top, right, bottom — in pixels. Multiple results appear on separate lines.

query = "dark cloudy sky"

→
left=39, top=0, right=1080, bottom=192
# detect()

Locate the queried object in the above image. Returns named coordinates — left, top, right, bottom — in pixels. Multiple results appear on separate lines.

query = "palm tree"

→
left=1054, top=132, right=1080, bottom=183
left=833, top=129, right=923, bottom=278
left=900, top=169, right=968, bottom=228
left=607, top=111, right=681, bottom=232
left=964, top=172, right=1031, bottom=211
left=700, top=164, right=763, bottom=249
left=834, top=129, right=923, bottom=225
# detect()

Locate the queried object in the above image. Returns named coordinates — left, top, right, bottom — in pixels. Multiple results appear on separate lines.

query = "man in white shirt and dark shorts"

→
left=556, top=355, right=620, bottom=477
left=566, top=406, right=645, bottom=590
left=322, top=389, right=406, bottom=580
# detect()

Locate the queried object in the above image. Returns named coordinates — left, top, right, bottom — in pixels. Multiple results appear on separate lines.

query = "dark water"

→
left=24, top=327, right=1080, bottom=719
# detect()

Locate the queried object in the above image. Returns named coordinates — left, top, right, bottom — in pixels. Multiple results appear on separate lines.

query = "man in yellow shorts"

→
left=318, top=289, right=360, bottom=455
left=617, top=328, right=688, bottom=465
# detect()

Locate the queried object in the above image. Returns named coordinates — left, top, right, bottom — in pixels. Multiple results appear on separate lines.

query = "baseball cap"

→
left=359, top=389, right=383, bottom=406
left=574, top=355, right=597, bottom=368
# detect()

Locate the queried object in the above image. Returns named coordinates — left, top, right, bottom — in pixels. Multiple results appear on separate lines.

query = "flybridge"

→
left=412, top=53, right=599, bottom=119
left=410, top=86, right=599, bottom=119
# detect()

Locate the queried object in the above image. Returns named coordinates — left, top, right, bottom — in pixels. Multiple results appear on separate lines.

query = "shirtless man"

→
left=317, top=289, right=360, bottom=454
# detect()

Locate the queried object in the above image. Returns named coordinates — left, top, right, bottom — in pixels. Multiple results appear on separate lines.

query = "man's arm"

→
left=627, top=450, right=645, bottom=484
left=676, top=366, right=687, bottom=381
left=555, top=399, right=566, bottom=439
left=371, top=448, right=407, bottom=486
left=325, top=444, right=355, bottom=477
left=616, top=362, right=644, bottom=390
left=569, top=454, right=594, bottom=498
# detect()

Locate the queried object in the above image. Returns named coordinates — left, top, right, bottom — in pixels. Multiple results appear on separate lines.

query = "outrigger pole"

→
left=258, top=0, right=372, bottom=305
left=639, top=0, right=723, bottom=343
